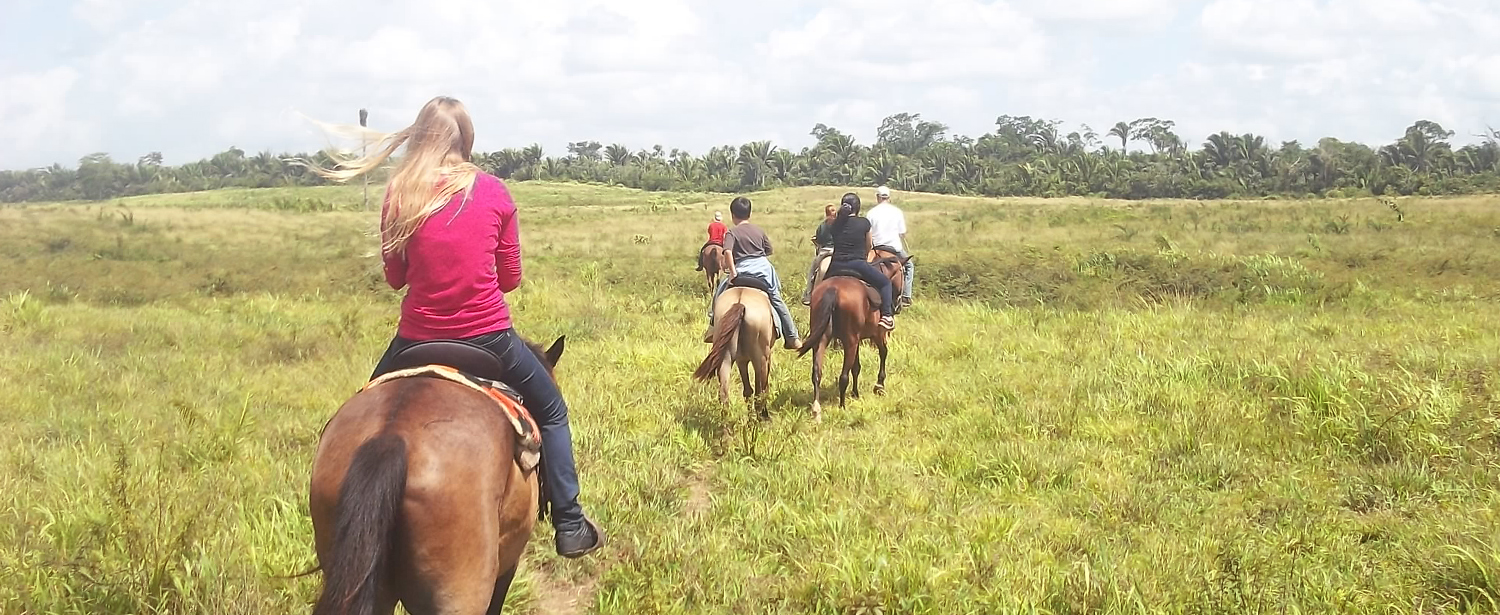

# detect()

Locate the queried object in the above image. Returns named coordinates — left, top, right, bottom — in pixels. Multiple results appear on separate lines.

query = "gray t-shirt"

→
left=724, top=222, right=772, bottom=261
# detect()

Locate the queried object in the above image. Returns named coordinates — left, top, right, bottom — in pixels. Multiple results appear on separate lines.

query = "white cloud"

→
left=1, top=0, right=1498, bottom=169
left=0, top=67, right=90, bottom=166
left=1018, top=0, right=1191, bottom=24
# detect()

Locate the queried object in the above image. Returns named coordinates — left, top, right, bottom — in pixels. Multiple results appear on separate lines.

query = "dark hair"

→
left=833, top=192, right=860, bottom=232
left=729, top=196, right=752, bottom=220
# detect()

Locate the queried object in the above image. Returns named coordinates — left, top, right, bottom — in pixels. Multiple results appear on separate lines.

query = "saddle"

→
left=367, top=341, right=542, bottom=472
left=727, top=272, right=772, bottom=293
left=824, top=267, right=884, bottom=309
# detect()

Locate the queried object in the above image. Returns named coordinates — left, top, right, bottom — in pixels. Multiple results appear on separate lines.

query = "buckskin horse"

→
left=797, top=254, right=907, bottom=420
left=693, top=277, right=776, bottom=418
left=307, top=336, right=565, bottom=615
left=699, top=243, right=727, bottom=292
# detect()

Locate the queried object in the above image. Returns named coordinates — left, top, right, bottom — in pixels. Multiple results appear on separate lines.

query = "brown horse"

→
left=871, top=246, right=911, bottom=313
left=693, top=286, right=775, bottom=418
left=797, top=257, right=906, bottom=420
left=699, top=244, right=727, bottom=292
left=307, top=337, right=565, bottom=615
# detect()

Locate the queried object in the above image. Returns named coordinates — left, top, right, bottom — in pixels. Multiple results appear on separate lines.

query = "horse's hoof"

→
left=874, top=385, right=885, bottom=396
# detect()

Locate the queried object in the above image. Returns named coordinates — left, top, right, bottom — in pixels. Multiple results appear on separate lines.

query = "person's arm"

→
left=380, top=196, right=407, bottom=290
left=723, top=232, right=738, bottom=278
left=865, top=227, right=875, bottom=261
left=765, top=231, right=774, bottom=256
left=494, top=188, right=523, bottom=292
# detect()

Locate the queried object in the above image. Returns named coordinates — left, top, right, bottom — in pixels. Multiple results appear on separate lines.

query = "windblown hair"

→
left=301, top=96, right=480, bottom=256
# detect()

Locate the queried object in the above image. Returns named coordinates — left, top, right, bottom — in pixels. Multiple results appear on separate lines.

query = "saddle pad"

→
left=364, top=365, right=542, bottom=472
left=728, top=273, right=772, bottom=293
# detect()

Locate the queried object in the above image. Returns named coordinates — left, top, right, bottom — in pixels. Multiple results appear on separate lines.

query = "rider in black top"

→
left=825, top=192, right=895, bottom=330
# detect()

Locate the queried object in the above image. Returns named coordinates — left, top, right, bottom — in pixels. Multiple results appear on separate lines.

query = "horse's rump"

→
left=364, top=366, right=543, bottom=472
left=700, top=243, right=725, bottom=268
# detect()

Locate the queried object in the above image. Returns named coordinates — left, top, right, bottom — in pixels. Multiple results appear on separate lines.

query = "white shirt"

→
left=866, top=201, right=906, bottom=252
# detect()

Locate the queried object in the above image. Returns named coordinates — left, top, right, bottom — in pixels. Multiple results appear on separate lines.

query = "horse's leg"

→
left=717, top=334, right=735, bottom=405
left=874, top=333, right=889, bottom=396
left=837, top=333, right=857, bottom=408
left=811, top=339, right=826, bottom=422
left=755, top=344, right=771, bottom=420
left=850, top=337, right=863, bottom=400
left=485, top=567, right=517, bottom=615
left=738, top=358, right=753, bottom=401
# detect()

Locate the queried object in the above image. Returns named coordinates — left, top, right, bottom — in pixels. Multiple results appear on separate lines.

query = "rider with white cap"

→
left=866, top=186, right=913, bottom=308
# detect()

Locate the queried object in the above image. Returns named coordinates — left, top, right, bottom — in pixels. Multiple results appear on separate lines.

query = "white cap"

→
left=713, top=211, right=722, bottom=221
left=876, top=185, right=891, bottom=197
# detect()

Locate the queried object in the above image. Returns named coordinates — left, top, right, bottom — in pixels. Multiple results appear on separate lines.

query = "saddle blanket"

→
left=364, top=365, right=542, bottom=472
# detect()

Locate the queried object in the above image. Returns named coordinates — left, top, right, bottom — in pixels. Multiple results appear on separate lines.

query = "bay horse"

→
left=307, top=336, right=565, bottom=615
left=871, top=245, right=911, bottom=313
left=693, top=284, right=776, bottom=418
left=699, top=243, right=727, bottom=292
left=797, top=255, right=907, bottom=420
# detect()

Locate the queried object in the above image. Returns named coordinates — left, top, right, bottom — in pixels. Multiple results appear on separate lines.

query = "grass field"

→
left=2, top=182, right=1499, bottom=614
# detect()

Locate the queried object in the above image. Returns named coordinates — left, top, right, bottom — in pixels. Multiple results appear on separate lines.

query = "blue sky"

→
left=2, top=0, right=1498, bottom=169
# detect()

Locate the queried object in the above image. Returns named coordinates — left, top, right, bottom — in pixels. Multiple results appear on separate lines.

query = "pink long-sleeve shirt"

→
left=381, top=172, right=522, bottom=340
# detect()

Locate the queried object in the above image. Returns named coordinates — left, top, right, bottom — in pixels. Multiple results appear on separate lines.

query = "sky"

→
left=2, top=0, right=1498, bottom=169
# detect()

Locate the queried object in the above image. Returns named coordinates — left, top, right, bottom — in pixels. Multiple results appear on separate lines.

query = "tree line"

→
left=4, top=114, right=1499, bottom=204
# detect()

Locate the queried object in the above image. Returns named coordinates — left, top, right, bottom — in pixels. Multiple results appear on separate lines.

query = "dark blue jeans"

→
left=370, top=329, right=586, bottom=533
left=828, top=259, right=894, bottom=318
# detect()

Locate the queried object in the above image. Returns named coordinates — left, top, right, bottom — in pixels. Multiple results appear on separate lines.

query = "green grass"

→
left=2, top=183, right=1499, bottom=614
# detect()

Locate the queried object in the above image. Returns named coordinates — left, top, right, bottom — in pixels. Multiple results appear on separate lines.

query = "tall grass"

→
left=2, top=184, right=1498, bottom=613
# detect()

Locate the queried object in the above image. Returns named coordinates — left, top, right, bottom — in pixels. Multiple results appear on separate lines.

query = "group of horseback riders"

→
left=695, top=185, right=914, bottom=350
left=302, top=96, right=920, bottom=613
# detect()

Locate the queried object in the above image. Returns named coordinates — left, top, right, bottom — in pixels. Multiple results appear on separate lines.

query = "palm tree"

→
left=1109, top=122, right=1131, bottom=152
left=604, top=143, right=633, bottom=167
left=737, top=141, right=776, bottom=189
left=521, top=144, right=544, bottom=166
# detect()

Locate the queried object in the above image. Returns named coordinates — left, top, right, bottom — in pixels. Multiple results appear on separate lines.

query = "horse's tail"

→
left=797, top=285, right=838, bottom=358
left=313, top=433, right=407, bottom=615
left=694, top=302, right=746, bottom=381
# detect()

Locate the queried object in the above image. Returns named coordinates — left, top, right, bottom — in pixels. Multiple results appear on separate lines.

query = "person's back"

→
left=391, top=173, right=518, bottom=340
left=830, top=215, right=871, bottom=262
left=708, top=219, right=728, bottom=245
left=866, top=201, right=905, bottom=252
left=725, top=221, right=771, bottom=262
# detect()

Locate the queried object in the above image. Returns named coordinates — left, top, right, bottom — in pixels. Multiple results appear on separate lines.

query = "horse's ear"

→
left=544, top=336, right=566, bottom=366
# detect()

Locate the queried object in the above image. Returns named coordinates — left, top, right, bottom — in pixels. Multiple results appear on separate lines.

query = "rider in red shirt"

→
left=696, top=211, right=728, bottom=270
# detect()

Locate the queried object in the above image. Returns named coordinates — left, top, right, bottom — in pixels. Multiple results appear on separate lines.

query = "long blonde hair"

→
left=305, top=96, right=480, bottom=255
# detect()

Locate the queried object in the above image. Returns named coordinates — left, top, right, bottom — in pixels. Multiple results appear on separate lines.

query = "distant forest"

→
left=3, top=114, right=1498, bottom=203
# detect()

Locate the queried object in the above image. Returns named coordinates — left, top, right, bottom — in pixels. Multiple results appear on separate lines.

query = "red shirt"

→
left=381, top=172, right=521, bottom=340
left=707, top=221, right=727, bottom=245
